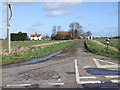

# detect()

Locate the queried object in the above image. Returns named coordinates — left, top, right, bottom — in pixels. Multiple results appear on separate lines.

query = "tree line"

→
left=10, top=22, right=92, bottom=41
left=51, top=22, right=92, bottom=40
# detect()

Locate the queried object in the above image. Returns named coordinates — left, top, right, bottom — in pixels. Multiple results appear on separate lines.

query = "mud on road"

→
left=2, top=40, right=84, bottom=88
left=2, top=40, right=119, bottom=88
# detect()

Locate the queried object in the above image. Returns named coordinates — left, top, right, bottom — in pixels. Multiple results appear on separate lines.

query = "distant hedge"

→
left=11, top=32, right=28, bottom=41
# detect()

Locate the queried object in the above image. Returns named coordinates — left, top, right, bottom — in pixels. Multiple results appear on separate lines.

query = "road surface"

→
left=1, top=40, right=120, bottom=88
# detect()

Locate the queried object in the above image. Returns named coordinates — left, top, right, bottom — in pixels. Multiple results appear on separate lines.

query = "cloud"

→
left=11, top=2, right=35, bottom=6
left=32, top=21, right=44, bottom=27
left=43, top=2, right=81, bottom=10
left=47, top=10, right=71, bottom=17
left=76, top=15, right=83, bottom=19
left=23, top=21, right=44, bottom=35
left=44, top=2, right=80, bottom=17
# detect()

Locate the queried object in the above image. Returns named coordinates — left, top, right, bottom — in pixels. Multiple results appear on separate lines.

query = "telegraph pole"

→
left=6, top=0, right=11, bottom=53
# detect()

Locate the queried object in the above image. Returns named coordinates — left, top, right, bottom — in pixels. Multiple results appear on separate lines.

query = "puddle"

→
left=83, top=83, right=120, bottom=88
left=2, top=50, right=63, bottom=68
left=84, top=68, right=120, bottom=75
left=66, top=72, right=75, bottom=74
left=101, top=58, right=113, bottom=60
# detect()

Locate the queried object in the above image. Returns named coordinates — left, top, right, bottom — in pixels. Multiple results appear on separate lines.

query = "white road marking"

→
left=75, top=59, right=119, bottom=85
left=111, top=80, right=120, bottom=83
left=78, top=81, right=101, bottom=84
left=48, top=83, right=64, bottom=85
left=83, top=66, right=92, bottom=68
left=75, top=59, right=80, bottom=84
left=92, top=58, right=118, bottom=68
left=79, top=76, right=96, bottom=79
left=105, top=75, right=120, bottom=78
left=92, top=58, right=101, bottom=68
left=7, top=84, right=31, bottom=87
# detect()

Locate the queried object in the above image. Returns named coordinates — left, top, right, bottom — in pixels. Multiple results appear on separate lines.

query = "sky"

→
left=1, top=1, right=118, bottom=39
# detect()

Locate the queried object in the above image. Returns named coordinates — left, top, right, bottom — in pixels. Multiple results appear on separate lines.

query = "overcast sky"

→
left=1, top=1, right=118, bottom=38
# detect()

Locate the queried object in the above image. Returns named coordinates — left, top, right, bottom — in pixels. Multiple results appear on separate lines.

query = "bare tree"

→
left=69, top=22, right=82, bottom=39
left=52, top=25, right=57, bottom=35
left=69, top=23, right=76, bottom=39
left=85, top=31, right=92, bottom=37
left=57, top=25, right=61, bottom=31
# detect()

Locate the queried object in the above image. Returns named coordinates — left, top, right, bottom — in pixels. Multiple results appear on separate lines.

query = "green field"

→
left=1, top=40, right=77, bottom=64
left=96, top=39, right=119, bottom=50
left=85, top=40, right=120, bottom=58
left=0, top=40, right=62, bottom=53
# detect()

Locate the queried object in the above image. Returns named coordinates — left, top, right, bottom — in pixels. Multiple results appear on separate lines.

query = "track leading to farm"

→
left=1, top=40, right=120, bottom=88
left=91, top=40, right=119, bottom=51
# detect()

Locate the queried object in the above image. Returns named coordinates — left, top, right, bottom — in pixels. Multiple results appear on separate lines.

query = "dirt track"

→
left=91, top=40, right=119, bottom=51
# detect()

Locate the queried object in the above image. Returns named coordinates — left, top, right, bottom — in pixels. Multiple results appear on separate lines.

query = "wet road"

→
left=1, top=40, right=120, bottom=88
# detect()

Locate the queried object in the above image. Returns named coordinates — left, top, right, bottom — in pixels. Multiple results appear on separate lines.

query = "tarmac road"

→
left=1, top=40, right=120, bottom=88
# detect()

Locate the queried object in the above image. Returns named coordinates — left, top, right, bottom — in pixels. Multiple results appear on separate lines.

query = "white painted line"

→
left=98, top=59, right=118, bottom=65
left=79, top=76, right=96, bottom=79
left=48, top=83, right=64, bottom=85
left=83, top=66, right=92, bottom=68
left=98, top=65, right=119, bottom=68
left=7, top=84, right=31, bottom=87
left=92, top=58, right=118, bottom=68
left=92, top=58, right=101, bottom=68
left=75, top=59, right=80, bottom=84
left=78, top=81, right=101, bottom=84
left=111, top=80, right=120, bottom=83
left=105, top=75, right=120, bottom=78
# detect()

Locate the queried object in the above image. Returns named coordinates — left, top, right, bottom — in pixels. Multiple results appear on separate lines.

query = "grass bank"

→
left=1, top=40, right=77, bottom=65
left=85, top=40, right=120, bottom=58
left=1, top=40, right=62, bottom=53
left=96, top=39, right=120, bottom=50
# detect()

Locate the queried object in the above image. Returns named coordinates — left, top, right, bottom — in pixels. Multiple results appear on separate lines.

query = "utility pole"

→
left=6, top=0, right=11, bottom=53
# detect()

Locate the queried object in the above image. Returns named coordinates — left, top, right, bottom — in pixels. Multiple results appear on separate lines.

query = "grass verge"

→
left=1, top=40, right=62, bottom=53
left=1, top=40, right=77, bottom=65
left=85, top=40, right=120, bottom=58
left=96, top=39, right=120, bottom=50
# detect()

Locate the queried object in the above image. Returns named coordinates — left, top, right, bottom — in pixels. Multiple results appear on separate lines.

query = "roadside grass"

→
left=85, top=40, right=120, bottom=58
left=1, top=40, right=62, bottom=52
left=1, top=40, right=77, bottom=64
left=96, top=39, right=120, bottom=50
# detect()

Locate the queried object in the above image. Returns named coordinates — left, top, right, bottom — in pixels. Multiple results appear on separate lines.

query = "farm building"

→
left=51, top=31, right=72, bottom=40
left=57, top=31, right=71, bottom=36
left=30, top=33, right=42, bottom=40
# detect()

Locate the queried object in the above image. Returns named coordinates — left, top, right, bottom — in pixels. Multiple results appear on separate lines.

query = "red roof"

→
left=31, top=34, right=41, bottom=37
left=57, top=31, right=71, bottom=35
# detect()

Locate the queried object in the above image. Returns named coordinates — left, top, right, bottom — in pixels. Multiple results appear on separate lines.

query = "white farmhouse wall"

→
left=30, top=37, right=33, bottom=40
left=30, top=36, right=42, bottom=40
left=87, top=36, right=90, bottom=39
left=38, top=36, right=42, bottom=40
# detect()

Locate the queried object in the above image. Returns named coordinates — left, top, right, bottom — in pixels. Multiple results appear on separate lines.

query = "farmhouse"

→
left=57, top=31, right=71, bottom=36
left=30, top=33, right=42, bottom=40
left=56, top=31, right=72, bottom=40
